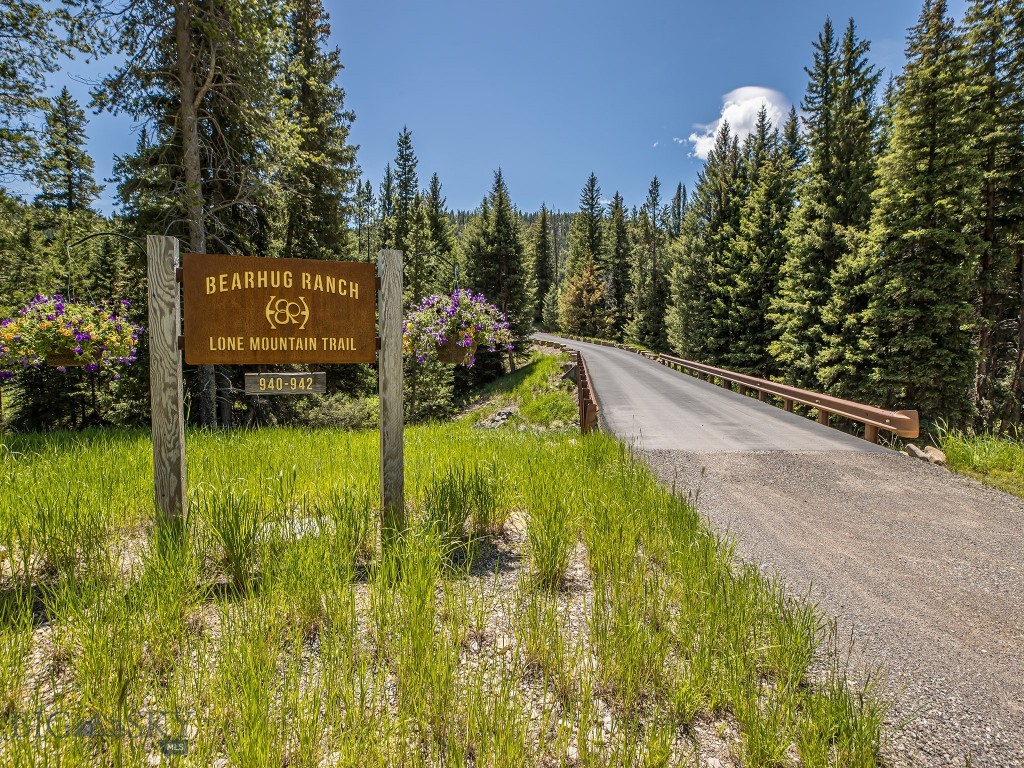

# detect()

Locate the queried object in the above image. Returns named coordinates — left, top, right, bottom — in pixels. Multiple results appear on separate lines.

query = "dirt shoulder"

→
left=639, top=448, right=1024, bottom=768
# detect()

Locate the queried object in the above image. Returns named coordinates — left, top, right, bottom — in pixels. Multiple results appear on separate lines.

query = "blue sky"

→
left=46, top=0, right=969, bottom=215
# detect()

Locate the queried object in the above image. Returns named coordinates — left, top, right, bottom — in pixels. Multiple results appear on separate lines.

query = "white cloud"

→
left=672, top=137, right=686, bottom=144
left=652, top=141, right=659, bottom=148
left=688, top=87, right=789, bottom=159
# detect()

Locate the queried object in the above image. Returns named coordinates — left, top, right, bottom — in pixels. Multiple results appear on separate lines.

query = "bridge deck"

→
left=535, top=334, right=886, bottom=452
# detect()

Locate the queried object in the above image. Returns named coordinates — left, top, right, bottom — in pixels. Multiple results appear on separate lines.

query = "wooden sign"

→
left=244, top=372, right=326, bottom=395
left=181, top=253, right=376, bottom=364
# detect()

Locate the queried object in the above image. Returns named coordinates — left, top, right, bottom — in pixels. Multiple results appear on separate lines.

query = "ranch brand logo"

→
left=181, top=253, right=376, bottom=364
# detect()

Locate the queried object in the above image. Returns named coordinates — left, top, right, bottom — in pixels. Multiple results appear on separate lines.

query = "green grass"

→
left=462, top=351, right=578, bottom=429
left=0, top=385, right=889, bottom=764
left=938, top=428, right=1024, bottom=497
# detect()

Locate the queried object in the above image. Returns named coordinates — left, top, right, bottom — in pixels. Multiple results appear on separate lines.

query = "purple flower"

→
left=0, top=371, right=13, bottom=381
left=73, top=346, right=83, bottom=355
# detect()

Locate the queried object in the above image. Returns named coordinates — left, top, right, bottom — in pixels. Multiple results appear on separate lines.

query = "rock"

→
left=477, top=408, right=517, bottom=429
left=905, top=443, right=929, bottom=460
left=924, top=446, right=948, bottom=466
left=707, top=759, right=724, bottom=768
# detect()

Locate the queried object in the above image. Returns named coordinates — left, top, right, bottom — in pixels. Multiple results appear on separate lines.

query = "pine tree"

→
left=96, top=0, right=295, bottom=426
left=529, top=204, right=554, bottom=324
left=961, top=0, right=1024, bottom=426
left=1, top=1, right=90, bottom=176
left=860, top=0, right=980, bottom=424
left=33, top=88, right=103, bottom=212
left=1000, top=0, right=1024, bottom=424
left=606, top=192, right=631, bottom=339
left=560, top=258, right=612, bottom=338
left=392, top=127, right=418, bottom=252
left=541, top=284, right=560, bottom=331
left=626, top=177, right=670, bottom=349
left=667, top=123, right=742, bottom=359
left=565, top=173, right=604, bottom=278
left=770, top=18, right=880, bottom=390
left=669, top=182, right=686, bottom=239
left=462, top=170, right=531, bottom=381
left=722, top=109, right=795, bottom=377
left=378, top=163, right=395, bottom=248
left=353, top=179, right=376, bottom=262
left=281, top=0, right=358, bottom=261
left=424, top=175, right=454, bottom=257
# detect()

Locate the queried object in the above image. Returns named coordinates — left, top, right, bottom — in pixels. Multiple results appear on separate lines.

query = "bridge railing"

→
left=552, top=334, right=918, bottom=443
left=534, top=338, right=599, bottom=435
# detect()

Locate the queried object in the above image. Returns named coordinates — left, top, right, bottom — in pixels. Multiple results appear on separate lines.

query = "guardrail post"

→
left=784, top=399, right=793, bottom=412
left=864, top=424, right=879, bottom=444
left=817, top=409, right=829, bottom=425
left=758, top=390, right=767, bottom=402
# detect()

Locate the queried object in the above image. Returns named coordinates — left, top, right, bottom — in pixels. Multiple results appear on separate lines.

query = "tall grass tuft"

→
left=193, top=483, right=267, bottom=592
left=525, top=490, right=575, bottom=590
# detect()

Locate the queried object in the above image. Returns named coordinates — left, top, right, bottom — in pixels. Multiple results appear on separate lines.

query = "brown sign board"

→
left=244, top=372, right=326, bottom=395
left=181, top=253, right=376, bottom=364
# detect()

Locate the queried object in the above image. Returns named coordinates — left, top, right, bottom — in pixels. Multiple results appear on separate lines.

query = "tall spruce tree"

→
left=281, top=0, right=359, bottom=261
left=626, top=177, right=670, bottom=349
left=606, top=192, right=632, bottom=339
left=961, top=0, right=1024, bottom=426
left=463, top=170, right=531, bottom=381
left=669, top=182, right=686, bottom=239
left=1000, top=0, right=1024, bottom=425
left=529, top=204, right=554, bottom=324
left=33, top=88, right=103, bottom=212
left=96, top=0, right=294, bottom=426
left=353, top=179, right=376, bottom=261
left=565, top=173, right=604, bottom=278
left=424, top=173, right=456, bottom=280
left=860, top=0, right=980, bottom=424
left=769, top=18, right=880, bottom=390
left=721, top=109, right=795, bottom=377
left=378, top=162, right=395, bottom=247
left=392, top=127, right=418, bottom=252
left=667, top=123, right=742, bottom=359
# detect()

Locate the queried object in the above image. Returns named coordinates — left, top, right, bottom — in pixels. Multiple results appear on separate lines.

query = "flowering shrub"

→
left=0, top=294, right=143, bottom=378
left=403, top=289, right=513, bottom=367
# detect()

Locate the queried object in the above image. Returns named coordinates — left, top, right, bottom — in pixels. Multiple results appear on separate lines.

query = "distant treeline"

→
left=1, top=0, right=1019, bottom=432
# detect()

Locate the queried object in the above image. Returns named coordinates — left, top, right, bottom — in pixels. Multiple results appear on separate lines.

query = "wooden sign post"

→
left=145, top=238, right=406, bottom=550
left=377, top=249, right=405, bottom=547
left=147, top=235, right=187, bottom=522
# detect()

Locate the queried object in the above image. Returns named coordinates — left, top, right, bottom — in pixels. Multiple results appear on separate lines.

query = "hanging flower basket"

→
left=0, top=294, right=143, bottom=377
left=403, top=290, right=513, bottom=368
left=436, top=336, right=478, bottom=364
left=45, top=348, right=104, bottom=368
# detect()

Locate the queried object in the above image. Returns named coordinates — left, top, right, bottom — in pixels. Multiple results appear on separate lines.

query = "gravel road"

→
left=539, top=335, right=1024, bottom=767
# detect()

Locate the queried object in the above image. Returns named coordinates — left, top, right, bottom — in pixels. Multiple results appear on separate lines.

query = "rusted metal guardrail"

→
left=553, top=333, right=918, bottom=443
left=533, top=338, right=599, bottom=435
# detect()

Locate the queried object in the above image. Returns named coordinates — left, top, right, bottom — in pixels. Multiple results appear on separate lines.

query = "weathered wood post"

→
left=147, top=235, right=187, bottom=521
left=378, top=249, right=405, bottom=547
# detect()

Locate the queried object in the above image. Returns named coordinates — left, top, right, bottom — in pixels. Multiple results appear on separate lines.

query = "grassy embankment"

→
left=939, top=429, right=1024, bottom=497
left=0, top=352, right=886, bottom=766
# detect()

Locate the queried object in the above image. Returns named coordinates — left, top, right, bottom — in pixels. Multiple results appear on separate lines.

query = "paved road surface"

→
left=535, top=333, right=886, bottom=452
left=538, top=334, right=1024, bottom=767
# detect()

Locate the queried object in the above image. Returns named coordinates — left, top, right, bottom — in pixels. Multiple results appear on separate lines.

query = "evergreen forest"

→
left=1, top=0, right=1021, bottom=433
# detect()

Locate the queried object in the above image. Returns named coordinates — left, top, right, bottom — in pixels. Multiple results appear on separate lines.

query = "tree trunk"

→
left=175, top=0, right=217, bottom=427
